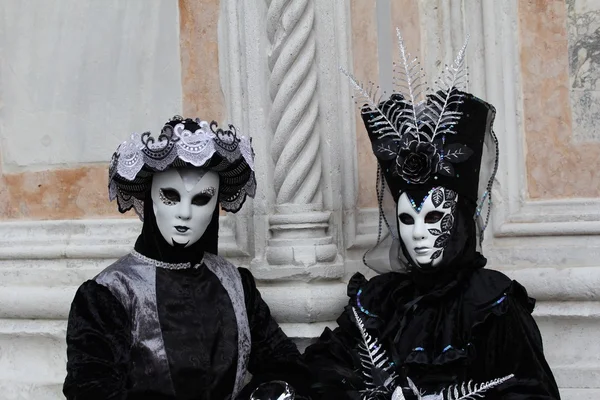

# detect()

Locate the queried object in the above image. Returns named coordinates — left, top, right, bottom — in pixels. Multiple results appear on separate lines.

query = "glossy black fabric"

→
left=64, top=281, right=131, bottom=399
left=156, top=267, right=238, bottom=399
left=303, top=268, right=561, bottom=399
left=64, top=265, right=311, bottom=400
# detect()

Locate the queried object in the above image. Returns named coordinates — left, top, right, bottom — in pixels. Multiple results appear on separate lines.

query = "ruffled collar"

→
left=348, top=265, right=517, bottom=370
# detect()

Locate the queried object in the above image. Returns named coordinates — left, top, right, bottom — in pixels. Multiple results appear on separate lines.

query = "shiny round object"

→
left=249, top=380, right=295, bottom=400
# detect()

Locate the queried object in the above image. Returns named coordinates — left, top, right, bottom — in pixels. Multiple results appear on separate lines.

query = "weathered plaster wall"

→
left=179, top=0, right=225, bottom=121
left=520, top=0, right=600, bottom=199
left=0, top=0, right=226, bottom=222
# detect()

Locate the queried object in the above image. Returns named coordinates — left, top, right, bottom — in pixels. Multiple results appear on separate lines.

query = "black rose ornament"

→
left=395, top=141, right=440, bottom=184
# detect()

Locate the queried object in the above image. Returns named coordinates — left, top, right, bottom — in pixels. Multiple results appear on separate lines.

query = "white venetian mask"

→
left=151, top=168, right=219, bottom=248
left=396, top=187, right=458, bottom=268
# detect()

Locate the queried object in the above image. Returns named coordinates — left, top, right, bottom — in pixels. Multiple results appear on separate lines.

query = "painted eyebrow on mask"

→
left=191, top=187, right=216, bottom=206
left=197, top=187, right=216, bottom=196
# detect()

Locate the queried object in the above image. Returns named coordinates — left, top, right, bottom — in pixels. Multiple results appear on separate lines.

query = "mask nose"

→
left=413, top=219, right=427, bottom=241
left=177, top=201, right=192, bottom=220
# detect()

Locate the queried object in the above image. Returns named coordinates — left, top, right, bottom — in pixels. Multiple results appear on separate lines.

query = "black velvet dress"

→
left=64, top=202, right=310, bottom=400
left=303, top=255, right=561, bottom=399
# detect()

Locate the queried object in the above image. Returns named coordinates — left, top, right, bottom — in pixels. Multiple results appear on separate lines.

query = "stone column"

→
left=259, top=0, right=343, bottom=279
left=217, top=0, right=350, bottom=342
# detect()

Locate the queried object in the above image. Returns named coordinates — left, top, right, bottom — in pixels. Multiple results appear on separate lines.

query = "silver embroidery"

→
left=204, top=253, right=251, bottom=399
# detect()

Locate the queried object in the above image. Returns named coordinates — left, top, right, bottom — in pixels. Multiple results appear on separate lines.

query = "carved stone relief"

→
left=567, top=0, right=600, bottom=142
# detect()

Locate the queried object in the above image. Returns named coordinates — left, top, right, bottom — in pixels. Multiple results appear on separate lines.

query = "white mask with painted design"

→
left=396, top=187, right=458, bottom=268
left=151, top=168, right=219, bottom=248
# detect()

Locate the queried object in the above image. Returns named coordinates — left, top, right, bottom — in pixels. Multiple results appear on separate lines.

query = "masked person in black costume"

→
left=63, top=116, right=311, bottom=400
left=303, top=32, right=561, bottom=400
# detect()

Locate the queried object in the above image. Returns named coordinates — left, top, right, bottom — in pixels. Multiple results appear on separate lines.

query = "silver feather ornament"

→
left=351, top=307, right=398, bottom=400
left=340, top=68, right=402, bottom=140
left=392, top=28, right=427, bottom=141
left=421, top=37, right=469, bottom=141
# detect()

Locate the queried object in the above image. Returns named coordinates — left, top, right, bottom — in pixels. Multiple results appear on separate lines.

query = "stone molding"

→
left=1, top=217, right=599, bottom=306
left=0, top=216, right=249, bottom=260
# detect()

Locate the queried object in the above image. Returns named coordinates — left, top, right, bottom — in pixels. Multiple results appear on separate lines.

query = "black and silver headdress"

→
left=343, top=29, right=498, bottom=263
left=108, top=115, right=256, bottom=218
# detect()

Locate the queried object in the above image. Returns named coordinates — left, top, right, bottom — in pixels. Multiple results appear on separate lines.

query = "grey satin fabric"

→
left=204, top=253, right=251, bottom=399
left=95, top=253, right=176, bottom=396
left=94, top=251, right=251, bottom=399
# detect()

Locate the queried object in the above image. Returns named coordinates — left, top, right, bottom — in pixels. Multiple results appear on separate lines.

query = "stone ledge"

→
left=499, top=266, right=600, bottom=301
left=0, top=217, right=248, bottom=260
left=344, top=260, right=600, bottom=302
left=2, top=265, right=600, bottom=320
left=0, top=283, right=349, bottom=323
left=558, top=388, right=600, bottom=400
left=0, top=381, right=63, bottom=400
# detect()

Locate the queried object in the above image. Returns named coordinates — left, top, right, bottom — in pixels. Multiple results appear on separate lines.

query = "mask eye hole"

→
left=159, top=188, right=180, bottom=205
left=424, top=211, right=444, bottom=224
left=399, top=213, right=415, bottom=225
left=192, top=194, right=212, bottom=206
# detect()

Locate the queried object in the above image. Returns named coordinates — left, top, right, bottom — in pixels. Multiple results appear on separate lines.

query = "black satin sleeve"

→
left=301, top=315, right=366, bottom=400
left=236, top=268, right=314, bottom=400
left=63, top=280, right=132, bottom=400
left=301, top=274, right=373, bottom=400
left=471, top=282, right=561, bottom=399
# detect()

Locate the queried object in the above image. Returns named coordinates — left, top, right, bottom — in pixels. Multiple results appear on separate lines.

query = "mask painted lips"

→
left=414, top=247, right=430, bottom=255
left=175, top=226, right=190, bottom=233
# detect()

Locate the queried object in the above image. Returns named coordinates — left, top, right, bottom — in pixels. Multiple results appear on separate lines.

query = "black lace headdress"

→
left=343, top=29, right=499, bottom=272
left=108, top=115, right=256, bottom=219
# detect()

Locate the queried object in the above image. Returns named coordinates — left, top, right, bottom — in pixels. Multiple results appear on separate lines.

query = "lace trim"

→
left=109, top=118, right=256, bottom=218
left=130, top=250, right=203, bottom=270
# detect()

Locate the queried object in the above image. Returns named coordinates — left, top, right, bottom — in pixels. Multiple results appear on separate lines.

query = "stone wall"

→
left=0, top=1, right=598, bottom=399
